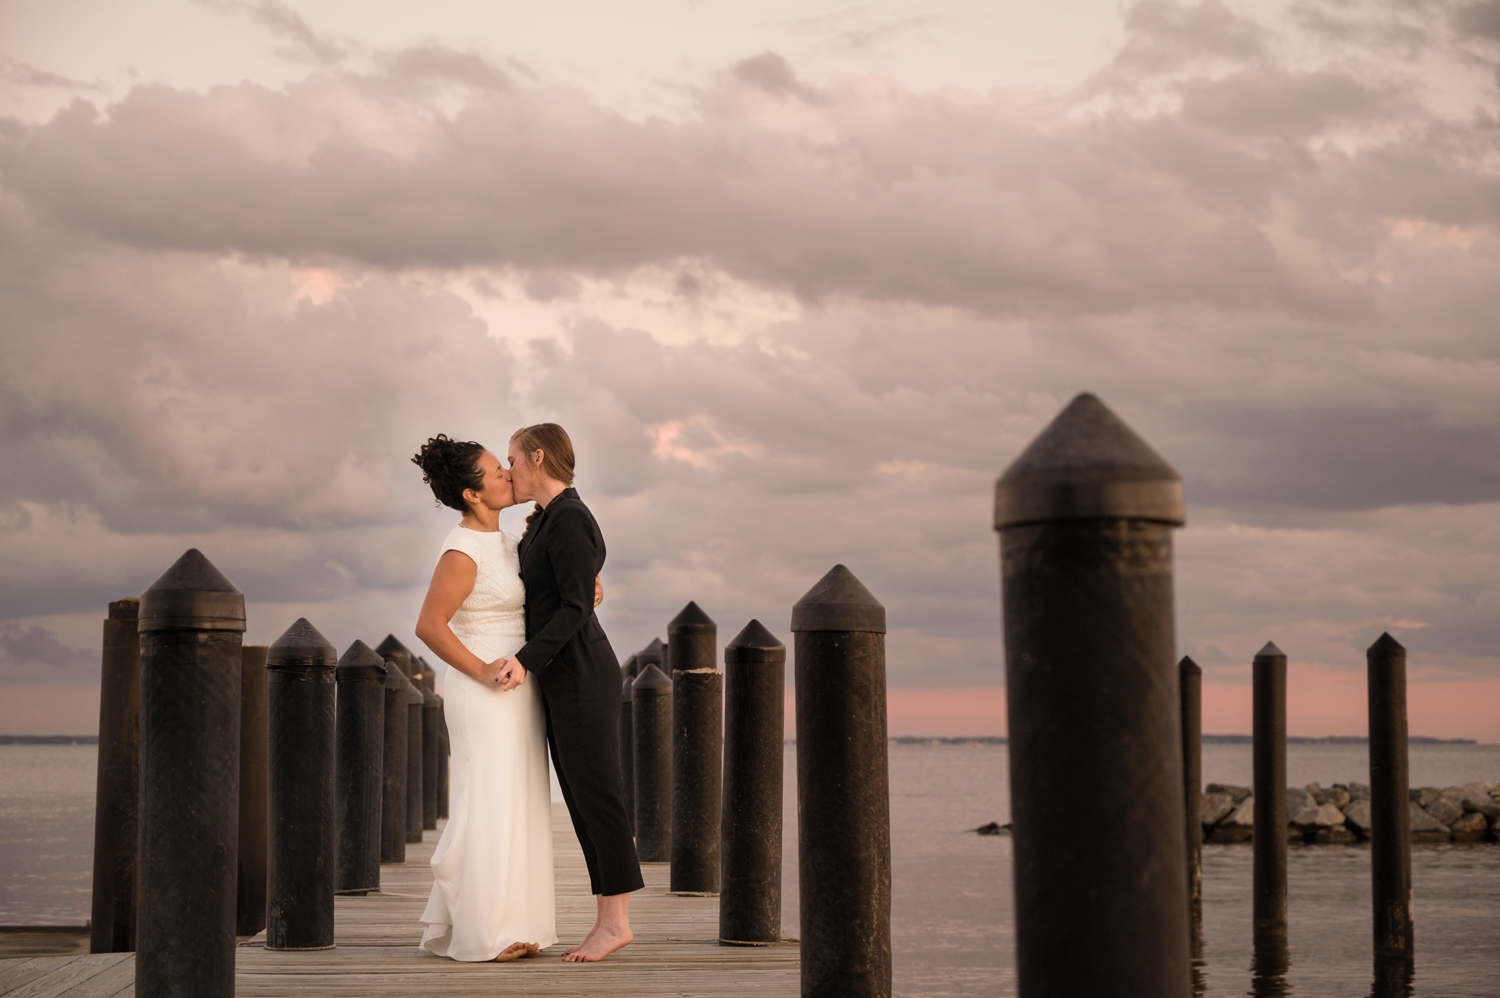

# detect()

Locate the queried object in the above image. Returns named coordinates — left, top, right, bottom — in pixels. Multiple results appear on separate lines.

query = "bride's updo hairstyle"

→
left=412, top=434, right=486, bottom=511
left=510, top=423, right=575, bottom=485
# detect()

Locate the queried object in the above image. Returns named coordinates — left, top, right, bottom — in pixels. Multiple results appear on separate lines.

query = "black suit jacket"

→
left=515, top=488, right=611, bottom=677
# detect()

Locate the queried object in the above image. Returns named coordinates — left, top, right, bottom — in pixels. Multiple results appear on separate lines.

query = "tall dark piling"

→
left=376, top=634, right=414, bottom=679
left=400, top=671, right=425, bottom=843
left=90, top=598, right=140, bottom=954
left=265, top=619, right=338, bottom=950
left=719, top=620, right=785, bottom=946
left=236, top=645, right=269, bottom=938
left=1180, top=656, right=1203, bottom=956
left=633, top=663, right=673, bottom=862
left=417, top=656, right=436, bottom=692
left=672, top=679, right=723, bottom=892
left=379, top=658, right=410, bottom=864
left=620, top=674, right=636, bottom=832
left=623, top=652, right=640, bottom=680
left=422, top=685, right=440, bottom=830
left=670, top=602, right=722, bottom=894
left=669, top=601, right=716, bottom=676
left=1368, top=633, right=1413, bottom=968
left=995, top=393, right=1190, bottom=998
left=639, top=637, right=666, bottom=674
left=136, top=549, right=245, bottom=998
left=793, top=565, right=891, bottom=998
left=336, top=641, right=385, bottom=895
left=1252, top=641, right=1288, bottom=947
left=436, top=697, right=450, bottom=822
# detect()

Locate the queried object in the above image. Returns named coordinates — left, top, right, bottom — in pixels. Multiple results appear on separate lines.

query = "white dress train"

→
left=419, top=525, right=557, bottom=961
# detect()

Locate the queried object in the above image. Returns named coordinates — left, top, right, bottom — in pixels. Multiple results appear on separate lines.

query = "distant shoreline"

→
left=0, top=735, right=99, bottom=745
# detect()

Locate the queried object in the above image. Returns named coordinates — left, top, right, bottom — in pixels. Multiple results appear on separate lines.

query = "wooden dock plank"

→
left=3, top=953, right=131, bottom=998
left=30, top=804, right=796, bottom=998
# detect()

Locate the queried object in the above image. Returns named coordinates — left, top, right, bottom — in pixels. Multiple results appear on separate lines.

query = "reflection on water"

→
left=1369, top=958, right=1414, bottom=998
left=1250, top=930, right=1291, bottom=998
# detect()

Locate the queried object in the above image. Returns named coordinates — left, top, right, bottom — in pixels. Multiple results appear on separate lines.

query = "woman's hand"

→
left=595, top=575, right=604, bottom=607
left=482, top=657, right=507, bottom=687
left=499, top=659, right=527, bottom=692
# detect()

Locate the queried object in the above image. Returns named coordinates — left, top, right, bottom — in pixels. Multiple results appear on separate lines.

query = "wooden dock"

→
left=0, top=804, right=799, bottom=997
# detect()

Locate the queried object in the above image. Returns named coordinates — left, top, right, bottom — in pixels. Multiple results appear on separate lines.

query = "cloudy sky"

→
left=2, top=0, right=1497, bottom=739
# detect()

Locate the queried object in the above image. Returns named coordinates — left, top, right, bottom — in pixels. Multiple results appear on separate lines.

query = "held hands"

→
left=487, top=657, right=527, bottom=692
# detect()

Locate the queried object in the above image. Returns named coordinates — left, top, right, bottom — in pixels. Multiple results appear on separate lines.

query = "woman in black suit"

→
left=495, top=423, right=643, bottom=962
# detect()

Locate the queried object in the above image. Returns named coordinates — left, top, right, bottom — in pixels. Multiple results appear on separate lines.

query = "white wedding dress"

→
left=419, top=525, right=557, bottom=960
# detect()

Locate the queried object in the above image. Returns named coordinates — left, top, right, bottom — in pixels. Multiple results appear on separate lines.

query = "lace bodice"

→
left=440, top=525, right=527, bottom=660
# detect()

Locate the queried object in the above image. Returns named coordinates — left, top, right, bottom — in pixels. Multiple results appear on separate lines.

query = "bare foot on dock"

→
left=562, top=924, right=598, bottom=957
left=562, top=925, right=632, bottom=962
left=494, top=942, right=541, bottom=962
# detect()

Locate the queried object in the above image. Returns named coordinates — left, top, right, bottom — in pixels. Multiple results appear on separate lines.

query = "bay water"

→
left=3, top=741, right=1497, bottom=995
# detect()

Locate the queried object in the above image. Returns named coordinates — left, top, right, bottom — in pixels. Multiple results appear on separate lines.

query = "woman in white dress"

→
left=410, top=434, right=568, bottom=962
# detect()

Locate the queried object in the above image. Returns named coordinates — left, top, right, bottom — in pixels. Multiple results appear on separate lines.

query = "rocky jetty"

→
left=1201, top=781, right=1500, bottom=845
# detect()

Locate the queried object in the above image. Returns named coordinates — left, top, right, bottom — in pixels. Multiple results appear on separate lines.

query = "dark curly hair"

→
left=411, top=434, right=486, bottom=512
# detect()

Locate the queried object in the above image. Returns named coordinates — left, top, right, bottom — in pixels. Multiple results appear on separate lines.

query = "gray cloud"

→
left=0, top=0, right=1496, bottom=708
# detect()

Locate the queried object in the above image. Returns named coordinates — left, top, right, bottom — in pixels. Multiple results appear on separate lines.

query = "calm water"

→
left=3, top=742, right=1498, bottom=995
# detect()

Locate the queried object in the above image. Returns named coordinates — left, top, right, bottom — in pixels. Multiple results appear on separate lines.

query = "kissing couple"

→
left=410, top=423, right=643, bottom=963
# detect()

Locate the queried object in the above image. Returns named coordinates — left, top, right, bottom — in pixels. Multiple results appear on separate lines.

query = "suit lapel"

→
left=518, top=488, right=579, bottom=569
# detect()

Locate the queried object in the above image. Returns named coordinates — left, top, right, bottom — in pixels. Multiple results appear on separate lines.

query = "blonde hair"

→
left=510, top=423, right=576, bottom=486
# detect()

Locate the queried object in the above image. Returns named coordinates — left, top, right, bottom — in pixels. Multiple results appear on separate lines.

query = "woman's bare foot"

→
left=562, top=925, right=632, bottom=963
left=493, top=941, right=541, bottom=962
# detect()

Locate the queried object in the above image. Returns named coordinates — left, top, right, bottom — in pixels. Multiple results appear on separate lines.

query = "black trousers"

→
left=538, top=654, right=644, bottom=898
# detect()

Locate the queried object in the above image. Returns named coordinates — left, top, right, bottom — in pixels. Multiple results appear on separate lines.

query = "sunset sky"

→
left=1, top=0, right=1497, bottom=740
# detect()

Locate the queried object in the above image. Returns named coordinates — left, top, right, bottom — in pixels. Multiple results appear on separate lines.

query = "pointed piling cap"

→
left=668, top=601, right=716, bottom=635
left=622, top=653, right=640, bottom=679
left=621, top=672, right=635, bottom=702
left=375, top=634, right=413, bottom=673
left=267, top=617, right=337, bottom=668
left=1254, top=641, right=1286, bottom=661
left=139, top=548, right=246, bottom=633
left=1179, top=655, right=1202, bottom=676
left=639, top=638, right=665, bottom=668
left=383, top=657, right=425, bottom=704
left=791, top=564, right=885, bottom=634
left=1367, top=632, right=1405, bottom=658
left=337, top=639, right=387, bottom=682
left=725, top=619, right=786, bottom=664
left=632, top=662, right=672, bottom=698
left=995, top=393, right=1184, bottom=530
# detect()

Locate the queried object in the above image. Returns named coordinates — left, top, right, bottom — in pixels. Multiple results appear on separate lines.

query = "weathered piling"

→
left=1253, top=641, right=1288, bottom=947
left=719, top=620, right=786, bottom=946
left=620, top=674, right=636, bottom=832
left=793, top=565, right=891, bottom=998
left=90, top=598, right=140, bottom=954
left=639, top=637, right=666, bottom=674
left=379, top=658, right=410, bottom=864
left=136, top=549, right=245, bottom=998
left=436, top=697, right=450, bottom=822
left=417, top=656, right=437, bottom=692
left=994, top=393, right=1190, bottom=998
left=623, top=652, right=640, bottom=680
left=265, top=619, right=338, bottom=951
left=336, top=640, right=386, bottom=895
left=236, top=644, right=269, bottom=938
left=669, top=601, right=716, bottom=675
left=402, top=672, right=425, bottom=843
left=632, top=663, right=674, bottom=862
left=1180, top=655, right=1203, bottom=956
left=376, top=634, right=414, bottom=679
left=1368, top=632, right=1413, bottom=968
left=422, top=685, right=441, bottom=830
left=670, top=602, right=722, bottom=894
left=672, top=670, right=723, bottom=893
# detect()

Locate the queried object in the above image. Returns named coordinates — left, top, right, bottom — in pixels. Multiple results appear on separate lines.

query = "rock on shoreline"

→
left=1200, top=781, right=1500, bottom=845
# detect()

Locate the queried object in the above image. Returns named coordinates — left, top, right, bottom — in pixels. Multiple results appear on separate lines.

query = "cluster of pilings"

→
left=86, top=550, right=451, bottom=996
left=997, top=393, right=1420, bottom=996
left=618, top=568, right=892, bottom=996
